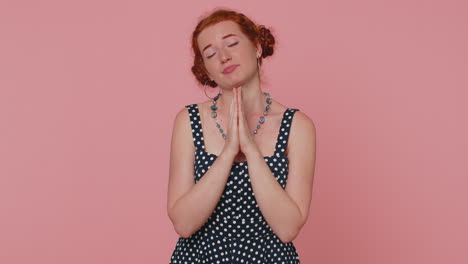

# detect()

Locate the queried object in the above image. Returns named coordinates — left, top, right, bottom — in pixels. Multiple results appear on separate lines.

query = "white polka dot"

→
left=171, top=104, right=300, bottom=263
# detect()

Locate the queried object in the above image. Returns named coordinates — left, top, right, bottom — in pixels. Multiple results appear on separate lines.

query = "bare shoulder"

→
left=173, top=105, right=190, bottom=129
left=272, top=99, right=314, bottom=130
left=195, top=100, right=212, bottom=113
left=171, top=105, right=194, bottom=149
left=292, top=110, right=316, bottom=134
left=288, top=108, right=317, bottom=154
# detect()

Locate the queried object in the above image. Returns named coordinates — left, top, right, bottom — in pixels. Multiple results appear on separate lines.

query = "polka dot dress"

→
left=169, top=104, right=301, bottom=264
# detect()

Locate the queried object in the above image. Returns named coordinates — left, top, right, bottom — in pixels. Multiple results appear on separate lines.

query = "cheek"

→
left=203, top=62, right=216, bottom=75
left=237, top=51, right=254, bottom=67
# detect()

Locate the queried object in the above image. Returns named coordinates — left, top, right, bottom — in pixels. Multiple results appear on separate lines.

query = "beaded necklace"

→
left=210, top=92, right=272, bottom=140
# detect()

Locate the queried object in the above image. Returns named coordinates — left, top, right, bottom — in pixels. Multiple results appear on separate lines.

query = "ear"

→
left=256, top=42, right=262, bottom=58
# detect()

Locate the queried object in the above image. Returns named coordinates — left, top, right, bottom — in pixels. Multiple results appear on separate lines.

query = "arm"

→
left=166, top=107, right=236, bottom=238
left=245, top=111, right=316, bottom=243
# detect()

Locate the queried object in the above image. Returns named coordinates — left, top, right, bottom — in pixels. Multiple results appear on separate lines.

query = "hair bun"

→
left=257, top=25, right=275, bottom=58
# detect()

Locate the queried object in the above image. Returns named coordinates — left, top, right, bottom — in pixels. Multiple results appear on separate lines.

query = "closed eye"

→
left=207, top=42, right=239, bottom=59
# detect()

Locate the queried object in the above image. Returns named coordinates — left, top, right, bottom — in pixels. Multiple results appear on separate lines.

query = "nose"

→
left=218, top=48, right=231, bottom=64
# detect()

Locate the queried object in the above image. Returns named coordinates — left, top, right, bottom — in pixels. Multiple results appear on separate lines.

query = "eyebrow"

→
left=202, top=34, right=238, bottom=52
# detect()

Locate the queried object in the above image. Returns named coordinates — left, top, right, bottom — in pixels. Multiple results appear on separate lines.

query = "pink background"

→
left=1, top=0, right=467, bottom=263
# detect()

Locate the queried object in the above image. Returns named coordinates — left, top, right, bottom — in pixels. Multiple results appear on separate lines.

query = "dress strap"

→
left=274, top=108, right=300, bottom=157
left=185, top=104, right=205, bottom=152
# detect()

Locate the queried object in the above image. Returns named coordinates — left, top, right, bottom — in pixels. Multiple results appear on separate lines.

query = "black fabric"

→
left=169, top=103, right=301, bottom=264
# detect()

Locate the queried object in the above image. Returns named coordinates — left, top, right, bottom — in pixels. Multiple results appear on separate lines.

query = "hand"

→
left=236, top=87, right=260, bottom=156
left=222, top=90, right=240, bottom=158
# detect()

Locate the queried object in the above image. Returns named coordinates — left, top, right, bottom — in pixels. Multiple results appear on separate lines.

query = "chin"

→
left=220, top=80, right=244, bottom=90
left=220, top=72, right=254, bottom=89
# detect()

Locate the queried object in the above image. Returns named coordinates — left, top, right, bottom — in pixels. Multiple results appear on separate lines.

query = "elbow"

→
left=279, top=214, right=308, bottom=243
left=279, top=232, right=297, bottom=244
left=168, top=210, right=192, bottom=239
left=176, top=228, right=191, bottom=239
left=278, top=224, right=303, bottom=243
left=173, top=220, right=193, bottom=238
left=279, top=233, right=297, bottom=243
left=174, top=220, right=195, bottom=238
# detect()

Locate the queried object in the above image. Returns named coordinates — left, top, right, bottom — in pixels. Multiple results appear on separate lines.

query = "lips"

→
left=223, top=65, right=238, bottom=74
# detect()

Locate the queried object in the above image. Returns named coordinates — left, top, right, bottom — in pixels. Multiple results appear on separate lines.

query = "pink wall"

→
left=1, top=1, right=466, bottom=263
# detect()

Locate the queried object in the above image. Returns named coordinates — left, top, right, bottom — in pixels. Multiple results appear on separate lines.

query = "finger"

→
left=232, top=96, right=237, bottom=123
left=231, top=89, right=237, bottom=129
left=233, top=88, right=239, bottom=124
left=238, top=88, right=246, bottom=129
left=238, top=87, right=243, bottom=118
left=237, top=87, right=241, bottom=117
left=230, top=96, right=234, bottom=124
left=234, top=87, right=239, bottom=124
left=238, top=89, right=242, bottom=128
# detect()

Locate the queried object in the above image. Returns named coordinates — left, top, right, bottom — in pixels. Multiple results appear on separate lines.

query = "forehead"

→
left=198, top=20, right=243, bottom=48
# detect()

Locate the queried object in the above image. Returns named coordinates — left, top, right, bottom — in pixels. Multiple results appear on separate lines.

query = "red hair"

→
left=191, top=8, right=276, bottom=87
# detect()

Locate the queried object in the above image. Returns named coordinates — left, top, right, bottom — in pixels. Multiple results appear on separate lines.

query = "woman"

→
left=167, top=8, right=316, bottom=264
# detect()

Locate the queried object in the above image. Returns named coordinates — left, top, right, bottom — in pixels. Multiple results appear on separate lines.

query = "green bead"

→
left=265, top=105, right=270, bottom=111
left=216, top=123, right=220, bottom=128
left=210, top=105, right=218, bottom=111
left=256, top=125, right=261, bottom=129
left=219, top=129, right=223, bottom=133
